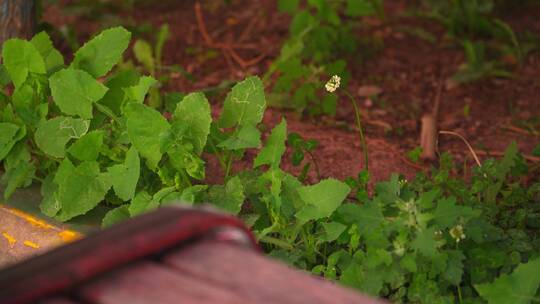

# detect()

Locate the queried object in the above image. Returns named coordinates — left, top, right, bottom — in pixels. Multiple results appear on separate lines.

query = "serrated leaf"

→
left=54, top=160, right=112, bottom=221
left=412, top=227, right=438, bottom=258
left=125, top=103, right=170, bottom=169
left=108, top=146, right=140, bottom=201
left=432, top=197, right=479, bottom=229
left=128, top=191, right=158, bottom=217
left=2, top=39, right=46, bottom=87
left=444, top=250, right=465, bottom=286
left=123, top=75, right=157, bottom=104
left=100, top=69, right=140, bottom=115
left=207, top=176, right=245, bottom=214
left=30, top=31, right=64, bottom=73
left=172, top=92, right=212, bottom=155
left=218, top=76, right=266, bottom=128
left=475, top=258, right=540, bottom=304
left=35, top=117, right=90, bottom=158
left=320, top=221, right=347, bottom=242
left=0, top=122, right=26, bottom=161
left=254, top=118, right=287, bottom=168
left=102, top=205, right=130, bottom=228
left=218, top=124, right=261, bottom=150
left=296, top=179, right=350, bottom=224
left=67, top=130, right=104, bottom=161
left=40, top=174, right=59, bottom=217
left=12, top=83, right=44, bottom=127
left=1, top=144, right=35, bottom=199
left=336, top=200, right=384, bottom=231
left=167, top=146, right=205, bottom=180
left=49, top=68, right=108, bottom=118
left=71, top=27, right=131, bottom=78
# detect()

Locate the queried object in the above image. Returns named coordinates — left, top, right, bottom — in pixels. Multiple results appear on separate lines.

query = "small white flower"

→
left=450, top=224, right=466, bottom=243
left=325, top=75, right=341, bottom=93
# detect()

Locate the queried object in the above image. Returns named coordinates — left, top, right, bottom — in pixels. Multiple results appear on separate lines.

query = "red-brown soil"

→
left=42, top=0, right=540, bottom=186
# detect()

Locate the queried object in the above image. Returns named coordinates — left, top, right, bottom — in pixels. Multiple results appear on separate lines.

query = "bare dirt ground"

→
left=43, top=0, right=540, bottom=186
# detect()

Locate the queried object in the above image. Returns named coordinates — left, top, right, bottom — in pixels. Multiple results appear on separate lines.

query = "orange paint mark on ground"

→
left=2, top=232, right=17, bottom=247
left=58, top=230, right=81, bottom=243
left=3, top=207, right=55, bottom=230
left=23, top=240, right=40, bottom=249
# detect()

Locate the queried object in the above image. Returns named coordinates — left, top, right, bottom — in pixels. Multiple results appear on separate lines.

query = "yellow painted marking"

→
left=58, top=230, right=81, bottom=243
left=23, top=240, right=40, bottom=249
left=3, top=207, right=55, bottom=230
left=2, top=232, right=17, bottom=247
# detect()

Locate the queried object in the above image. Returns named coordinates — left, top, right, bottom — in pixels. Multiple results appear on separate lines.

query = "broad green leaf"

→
left=55, top=160, right=112, bottom=221
left=2, top=39, right=46, bottom=87
left=133, top=39, right=154, bottom=73
left=12, top=83, right=44, bottom=127
left=35, top=117, right=90, bottom=158
left=412, top=228, right=438, bottom=258
left=0, top=64, right=10, bottom=86
left=207, top=176, right=245, bottom=214
left=296, top=179, right=350, bottom=224
left=129, top=191, right=158, bottom=217
left=432, top=197, right=479, bottom=229
left=1, top=144, right=35, bottom=199
left=30, top=31, right=64, bottom=73
left=336, top=200, right=384, bottom=231
left=218, top=124, right=261, bottom=150
left=444, top=250, right=465, bottom=286
left=0, top=122, right=26, bottom=161
left=102, top=205, right=130, bottom=228
left=254, top=118, right=287, bottom=168
left=71, top=27, right=131, bottom=78
left=40, top=174, right=59, bottom=217
left=475, top=258, right=540, bottom=304
left=108, top=147, right=140, bottom=201
left=172, top=92, right=212, bottom=155
left=167, top=146, right=205, bottom=180
left=125, top=103, right=170, bottom=170
left=49, top=68, right=108, bottom=118
left=218, top=76, right=266, bottom=128
left=123, top=76, right=157, bottom=104
left=67, top=130, right=104, bottom=161
left=100, top=69, right=140, bottom=115
left=174, top=185, right=208, bottom=205
left=319, top=221, right=347, bottom=242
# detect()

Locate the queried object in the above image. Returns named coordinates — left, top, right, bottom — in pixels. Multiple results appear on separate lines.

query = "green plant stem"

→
left=94, top=103, right=121, bottom=124
left=259, top=235, right=294, bottom=250
left=306, top=150, right=321, bottom=180
left=224, top=152, right=234, bottom=179
left=343, top=90, right=369, bottom=171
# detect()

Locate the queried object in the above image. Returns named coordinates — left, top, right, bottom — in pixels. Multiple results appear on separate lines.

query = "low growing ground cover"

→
left=2, top=0, right=540, bottom=303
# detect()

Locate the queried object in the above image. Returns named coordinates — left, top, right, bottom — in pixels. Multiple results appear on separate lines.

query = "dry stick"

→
left=420, top=74, right=445, bottom=160
left=438, top=131, right=482, bottom=167
left=194, top=2, right=265, bottom=69
left=501, top=124, right=540, bottom=137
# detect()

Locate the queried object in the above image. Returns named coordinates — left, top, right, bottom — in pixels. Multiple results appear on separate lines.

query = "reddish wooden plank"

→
left=39, top=297, right=77, bottom=304
left=77, top=261, right=243, bottom=304
left=163, top=241, right=385, bottom=304
left=0, top=207, right=256, bottom=304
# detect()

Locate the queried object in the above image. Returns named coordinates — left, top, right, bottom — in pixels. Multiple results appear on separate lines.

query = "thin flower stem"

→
left=343, top=90, right=369, bottom=171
